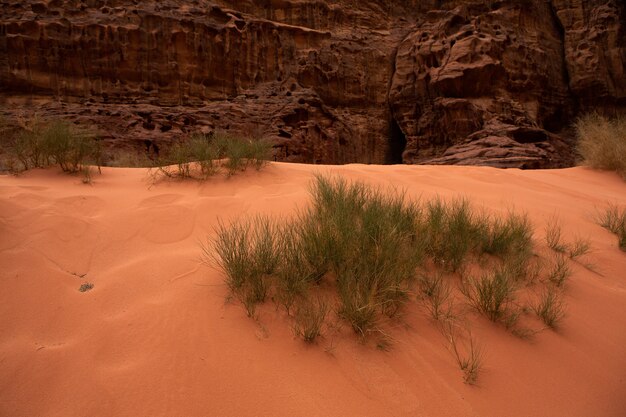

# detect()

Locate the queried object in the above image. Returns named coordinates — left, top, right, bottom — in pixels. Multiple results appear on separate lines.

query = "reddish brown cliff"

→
left=1, top=0, right=624, bottom=167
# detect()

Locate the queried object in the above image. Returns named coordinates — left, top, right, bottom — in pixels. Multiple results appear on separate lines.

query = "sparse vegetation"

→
left=293, top=297, right=329, bottom=343
left=598, top=204, right=626, bottom=252
left=419, top=272, right=453, bottom=321
left=568, top=237, right=592, bottom=260
left=152, top=132, right=272, bottom=180
left=545, top=221, right=567, bottom=254
left=533, top=288, right=565, bottom=329
left=464, top=267, right=517, bottom=323
left=204, top=216, right=281, bottom=317
left=545, top=220, right=592, bottom=259
left=547, top=253, right=571, bottom=287
left=575, top=113, right=626, bottom=179
left=205, top=175, right=589, bottom=384
left=8, top=117, right=101, bottom=176
left=79, top=283, right=94, bottom=292
left=446, top=326, right=483, bottom=385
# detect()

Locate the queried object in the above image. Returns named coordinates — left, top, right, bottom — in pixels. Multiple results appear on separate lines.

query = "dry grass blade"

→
left=575, top=113, right=626, bottom=179
left=293, top=297, right=329, bottom=343
left=534, top=289, right=566, bottom=330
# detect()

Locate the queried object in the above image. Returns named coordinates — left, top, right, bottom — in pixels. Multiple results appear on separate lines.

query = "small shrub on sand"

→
left=45, top=121, right=101, bottom=174
left=293, top=297, right=329, bottom=343
left=422, top=201, right=533, bottom=273
left=481, top=211, right=533, bottom=259
left=11, top=118, right=101, bottom=174
left=545, top=220, right=592, bottom=259
left=598, top=204, right=626, bottom=251
left=568, top=237, right=592, bottom=260
left=206, top=220, right=252, bottom=292
left=575, top=113, right=626, bottom=179
left=533, top=288, right=565, bottom=329
left=545, top=221, right=567, bottom=253
left=446, top=326, right=483, bottom=385
left=204, top=216, right=280, bottom=316
left=424, top=198, right=482, bottom=272
left=13, top=119, right=50, bottom=169
left=79, top=283, right=94, bottom=292
left=547, top=254, right=571, bottom=287
left=153, top=132, right=272, bottom=180
left=464, top=267, right=517, bottom=323
left=418, top=272, right=453, bottom=321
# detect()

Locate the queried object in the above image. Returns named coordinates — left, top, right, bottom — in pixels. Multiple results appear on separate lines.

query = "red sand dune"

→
left=1, top=163, right=625, bottom=417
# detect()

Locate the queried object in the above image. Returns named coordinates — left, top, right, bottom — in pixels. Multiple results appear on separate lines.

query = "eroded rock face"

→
left=0, top=0, right=624, bottom=167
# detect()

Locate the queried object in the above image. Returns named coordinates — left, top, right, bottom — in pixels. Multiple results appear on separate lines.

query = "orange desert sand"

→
left=1, top=163, right=626, bottom=417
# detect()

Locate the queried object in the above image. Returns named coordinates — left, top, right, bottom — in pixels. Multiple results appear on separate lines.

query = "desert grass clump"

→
left=547, top=254, right=571, bottom=287
left=324, top=181, right=420, bottom=330
left=575, top=113, right=626, bottom=179
left=598, top=204, right=626, bottom=251
left=481, top=211, right=533, bottom=259
left=153, top=132, right=272, bottom=180
left=11, top=118, right=101, bottom=174
left=533, top=288, right=565, bottom=329
left=423, top=198, right=483, bottom=272
left=207, top=174, right=578, bottom=375
left=154, top=133, right=219, bottom=179
left=12, top=117, right=50, bottom=169
left=545, top=220, right=568, bottom=254
left=421, top=200, right=533, bottom=273
left=418, top=272, right=453, bottom=321
left=207, top=220, right=253, bottom=292
left=464, top=267, right=517, bottom=323
left=205, top=216, right=281, bottom=316
left=306, top=176, right=421, bottom=330
left=44, top=120, right=100, bottom=173
left=446, top=326, right=483, bottom=385
left=568, top=237, right=592, bottom=259
left=293, top=297, right=329, bottom=343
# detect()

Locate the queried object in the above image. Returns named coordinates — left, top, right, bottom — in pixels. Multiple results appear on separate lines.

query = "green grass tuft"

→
left=10, top=118, right=101, bottom=174
left=464, top=267, right=517, bottom=322
left=153, top=132, right=272, bottom=180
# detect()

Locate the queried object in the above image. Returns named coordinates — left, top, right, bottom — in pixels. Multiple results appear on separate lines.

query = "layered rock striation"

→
left=1, top=0, right=624, bottom=167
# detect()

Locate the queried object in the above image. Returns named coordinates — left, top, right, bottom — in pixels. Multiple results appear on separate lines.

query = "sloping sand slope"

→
left=1, top=163, right=625, bottom=417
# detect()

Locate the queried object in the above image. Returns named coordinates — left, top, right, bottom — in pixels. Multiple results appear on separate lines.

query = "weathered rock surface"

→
left=0, top=0, right=624, bottom=167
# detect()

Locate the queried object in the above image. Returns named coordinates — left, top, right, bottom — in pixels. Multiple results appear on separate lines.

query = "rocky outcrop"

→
left=0, top=0, right=624, bottom=167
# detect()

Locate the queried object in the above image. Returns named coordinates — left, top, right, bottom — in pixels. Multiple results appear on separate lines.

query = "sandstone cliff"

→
left=1, top=0, right=624, bottom=167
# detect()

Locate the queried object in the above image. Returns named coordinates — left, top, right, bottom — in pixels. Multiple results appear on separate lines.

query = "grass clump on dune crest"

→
left=575, top=113, right=626, bottom=179
left=9, top=117, right=101, bottom=177
left=153, top=132, right=272, bottom=180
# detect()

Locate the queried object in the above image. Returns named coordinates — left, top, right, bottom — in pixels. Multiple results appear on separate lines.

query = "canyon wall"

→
left=1, top=0, right=624, bottom=167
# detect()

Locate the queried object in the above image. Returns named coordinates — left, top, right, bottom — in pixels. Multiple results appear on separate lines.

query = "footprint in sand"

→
left=138, top=193, right=183, bottom=208
left=138, top=205, right=196, bottom=244
left=53, top=195, right=106, bottom=217
left=9, top=192, right=49, bottom=209
left=18, top=185, right=48, bottom=191
left=0, top=221, right=21, bottom=251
